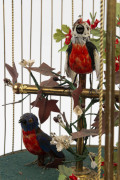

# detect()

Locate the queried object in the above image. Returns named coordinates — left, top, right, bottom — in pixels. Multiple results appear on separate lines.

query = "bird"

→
left=19, top=113, right=65, bottom=168
left=64, top=17, right=100, bottom=84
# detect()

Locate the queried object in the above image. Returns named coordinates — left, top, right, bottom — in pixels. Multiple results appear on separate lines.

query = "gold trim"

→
left=13, top=83, right=120, bottom=100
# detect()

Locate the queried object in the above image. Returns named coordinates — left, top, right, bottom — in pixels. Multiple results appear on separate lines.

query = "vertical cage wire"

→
left=3, top=0, right=6, bottom=155
left=29, top=0, right=33, bottom=113
left=40, top=0, right=42, bottom=84
left=21, top=0, right=23, bottom=150
left=59, top=0, right=63, bottom=136
left=69, top=0, right=74, bottom=125
left=49, top=0, right=53, bottom=134
left=39, top=0, right=42, bottom=129
left=89, top=0, right=94, bottom=146
left=12, top=0, right=15, bottom=153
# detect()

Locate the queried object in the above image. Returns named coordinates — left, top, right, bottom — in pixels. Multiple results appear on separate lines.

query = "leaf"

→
left=72, top=85, right=83, bottom=109
left=58, top=165, right=73, bottom=177
left=59, top=44, right=69, bottom=52
left=92, top=111, right=119, bottom=134
left=114, top=111, right=120, bottom=126
left=72, top=129, right=98, bottom=140
left=116, top=3, right=120, bottom=17
left=53, top=29, right=66, bottom=42
left=25, top=63, right=55, bottom=76
left=61, top=25, right=70, bottom=34
left=91, top=29, right=100, bottom=37
left=30, top=90, right=43, bottom=107
left=58, top=174, right=67, bottom=180
left=90, top=38, right=100, bottom=52
left=91, top=111, right=105, bottom=134
left=31, top=97, right=60, bottom=124
left=115, top=41, right=120, bottom=57
left=114, top=151, right=118, bottom=163
left=95, top=156, right=104, bottom=170
left=40, top=76, right=59, bottom=87
left=5, top=63, right=18, bottom=84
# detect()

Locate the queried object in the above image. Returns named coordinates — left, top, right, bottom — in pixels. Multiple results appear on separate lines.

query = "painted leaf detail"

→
left=25, top=63, right=55, bottom=76
left=72, top=84, right=82, bottom=109
left=5, top=63, right=18, bottom=84
left=31, top=97, right=60, bottom=124
left=72, top=129, right=98, bottom=140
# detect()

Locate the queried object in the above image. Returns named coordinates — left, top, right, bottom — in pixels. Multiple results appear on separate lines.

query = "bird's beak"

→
left=19, top=119, right=26, bottom=124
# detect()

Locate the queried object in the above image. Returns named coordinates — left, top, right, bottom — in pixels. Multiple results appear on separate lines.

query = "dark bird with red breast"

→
left=19, top=113, right=65, bottom=168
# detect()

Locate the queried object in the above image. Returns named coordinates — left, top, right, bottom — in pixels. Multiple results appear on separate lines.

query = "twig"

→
left=2, top=94, right=30, bottom=106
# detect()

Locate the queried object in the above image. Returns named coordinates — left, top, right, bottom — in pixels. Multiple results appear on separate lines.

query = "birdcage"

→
left=0, top=0, right=120, bottom=179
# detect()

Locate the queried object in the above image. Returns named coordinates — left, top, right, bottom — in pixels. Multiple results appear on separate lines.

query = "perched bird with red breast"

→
left=64, top=17, right=100, bottom=83
left=19, top=113, right=65, bottom=168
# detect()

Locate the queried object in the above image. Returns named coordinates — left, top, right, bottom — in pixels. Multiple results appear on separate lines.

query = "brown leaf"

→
left=31, top=96, right=60, bottom=124
left=25, top=62, right=55, bottom=76
left=91, top=111, right=119, bottom=134
left=72, top=129, right=98, bottom=140
left=39, top=99, right=60, bottom=123
left=91, top=111, right=105, bottom=134
left=115, top=71, right=120, bottom=84
left=72, top=84, right=83, bottom=108
left=5, top=63, right=18, bottom=84
left=30, top=90, right=43, bottom=107
left=40, top=77, right=59, bottom=87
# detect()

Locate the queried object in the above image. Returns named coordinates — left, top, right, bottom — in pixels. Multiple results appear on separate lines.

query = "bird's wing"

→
left=93, top=49, right=100, bottom=80
left=86, top=41, right=100, bottom=80
left=64, top=43, right=77, bottom=82
left=36, top=128, right=64, bottom=158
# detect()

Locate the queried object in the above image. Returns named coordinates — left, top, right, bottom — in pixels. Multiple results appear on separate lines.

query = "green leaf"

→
left=53, top=29, right=66, bottom=42
left=90, top=38, right=100, bottom=52
left=59, top=44, right=68, bottom=52
left=116, top=3, right=120, bottom=17
left=114, top=151, right=118, bottom=163
left=115, top=41, right=120, bottom=57
left=58, top=174, right=67, bottom=180
left=95, top=156, right=104, bottom=170
left=91, top=29, right=100, bottom=37
left=116, top=142, right=118, bottom=148
left=58, top=165, right=73, bottom=177
left=62, top=25, right=70, bottom=33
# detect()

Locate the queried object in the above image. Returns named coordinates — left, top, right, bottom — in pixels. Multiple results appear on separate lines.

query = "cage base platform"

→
left=0, top=147, right=104, bottom=180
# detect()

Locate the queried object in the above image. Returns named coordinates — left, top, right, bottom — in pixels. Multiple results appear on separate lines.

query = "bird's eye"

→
left=29, top=118, right=33, bottom=123
left=87, top=27, right=89, bottom=30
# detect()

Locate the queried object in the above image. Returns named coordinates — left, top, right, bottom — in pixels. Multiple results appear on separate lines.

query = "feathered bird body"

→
left=65, top=18, right=100, bottom=82
left=19, top=113, right=65, bottom=167
left=22, top=129, right=45, bottom=155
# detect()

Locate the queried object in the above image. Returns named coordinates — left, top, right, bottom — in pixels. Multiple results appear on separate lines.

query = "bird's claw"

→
left=25, top=159, right=38, bottom=166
